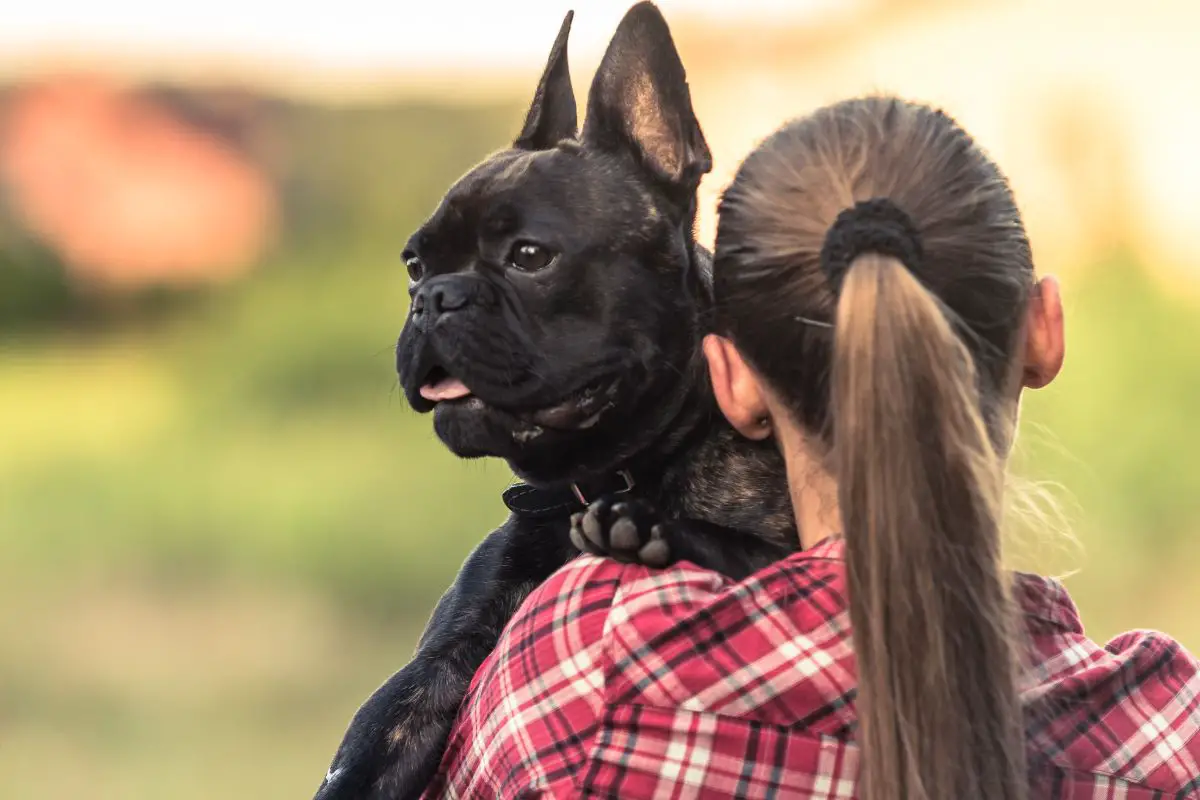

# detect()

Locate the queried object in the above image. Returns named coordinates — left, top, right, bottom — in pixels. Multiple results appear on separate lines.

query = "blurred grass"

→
left=0, top=97, right=524, bottom=799
left=0, top=249, right=517, bottom=800
left=0, top=94, right=1198, bottom=799
left=0, top=254, right=517, bottom=615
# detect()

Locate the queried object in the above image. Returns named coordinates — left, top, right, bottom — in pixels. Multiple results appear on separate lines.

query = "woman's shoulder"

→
left=570, top=540, right=857, bottom=733
left=599, top=538, right=848, bottom=631
left=1014, top=571, right=1200, bottom=689
left=528, top=537, right=847, bottom=615
left=522, top=539, right=851, bottom=656
left=1015, top=572, right=1200, bottom=794
left=514, top=541, right=853, bottom=690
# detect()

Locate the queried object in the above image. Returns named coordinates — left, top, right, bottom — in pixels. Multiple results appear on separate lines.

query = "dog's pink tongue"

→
left=420, top=377, right=472, bottom=402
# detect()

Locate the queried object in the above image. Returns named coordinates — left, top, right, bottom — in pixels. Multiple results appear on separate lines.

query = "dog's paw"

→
left=569, top=496, right=672, bottom=568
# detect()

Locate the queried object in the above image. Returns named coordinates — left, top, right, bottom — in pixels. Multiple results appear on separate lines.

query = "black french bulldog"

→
left=314, top=5, right=796, bottom=799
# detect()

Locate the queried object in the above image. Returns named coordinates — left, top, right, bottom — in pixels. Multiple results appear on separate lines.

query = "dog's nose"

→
left=429, top=282, right=470, bottom=313
left=411, top=278, right=471, bottom=325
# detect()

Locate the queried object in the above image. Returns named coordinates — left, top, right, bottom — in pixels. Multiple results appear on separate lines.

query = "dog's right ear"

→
left=513, top=11, right=577, bottom=150
left=582, top=2, right=711, bottom=194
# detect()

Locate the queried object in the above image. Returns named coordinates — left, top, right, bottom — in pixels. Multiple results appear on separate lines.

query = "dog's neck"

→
left=645, top=360, right=796, bottom=544
left=503, top=240, right=796, bottom=545
left=505, top=329, right=795, bottom=544
left=503, top=361, right=793, bottom=544
left=501, top=348, right=708, bottom=522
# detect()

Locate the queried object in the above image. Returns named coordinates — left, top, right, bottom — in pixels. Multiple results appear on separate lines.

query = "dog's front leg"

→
left=314, top=517, right=573, bottom=800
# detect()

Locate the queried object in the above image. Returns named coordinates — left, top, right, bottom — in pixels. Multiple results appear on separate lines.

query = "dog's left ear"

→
left=582, top=2, right=711, bottom=195
left=514, top=11, right=577, bottom=150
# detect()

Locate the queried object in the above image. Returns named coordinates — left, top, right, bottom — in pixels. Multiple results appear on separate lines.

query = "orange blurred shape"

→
left=0, top=75, right=277, bottom=290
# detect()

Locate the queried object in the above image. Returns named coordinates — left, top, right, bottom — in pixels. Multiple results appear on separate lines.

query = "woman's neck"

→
left=778, top=427, right=842, bottom=550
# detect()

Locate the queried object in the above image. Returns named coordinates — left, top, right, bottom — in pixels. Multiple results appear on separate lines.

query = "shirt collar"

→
left=790, top=536, right=1084, bottom=636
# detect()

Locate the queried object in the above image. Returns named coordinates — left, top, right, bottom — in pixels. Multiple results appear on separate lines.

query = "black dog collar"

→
left=502, top=468, right=637, bottom=521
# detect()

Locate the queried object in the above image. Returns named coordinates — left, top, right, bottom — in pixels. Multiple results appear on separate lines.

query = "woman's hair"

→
left=712, top=97, right=1034, bottom=799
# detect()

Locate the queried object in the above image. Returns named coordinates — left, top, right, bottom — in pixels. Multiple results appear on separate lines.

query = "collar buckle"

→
left=570, top=468, right=635, bottom=507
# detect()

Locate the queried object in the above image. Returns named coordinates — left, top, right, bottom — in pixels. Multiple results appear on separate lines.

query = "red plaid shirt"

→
left=422, top=539, right=1200, bottom=799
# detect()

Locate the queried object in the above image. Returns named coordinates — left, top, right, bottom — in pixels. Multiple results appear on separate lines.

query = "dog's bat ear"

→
left=582, top=2, right=711, bottom=193
left=514, top=11, right=577, bottom=150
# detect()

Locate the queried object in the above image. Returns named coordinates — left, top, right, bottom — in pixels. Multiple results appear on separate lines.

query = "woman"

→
left=421, top=97, right=1200, bottom=799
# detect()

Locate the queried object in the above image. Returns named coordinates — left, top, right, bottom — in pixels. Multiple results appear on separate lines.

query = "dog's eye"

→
left=507, top=241, right=554, bottom=272
left=403, top=252, right=424, bottom=282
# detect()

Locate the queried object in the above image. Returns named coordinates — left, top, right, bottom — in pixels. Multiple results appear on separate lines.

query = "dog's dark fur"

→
left=313, top=6, right=795, bottom=799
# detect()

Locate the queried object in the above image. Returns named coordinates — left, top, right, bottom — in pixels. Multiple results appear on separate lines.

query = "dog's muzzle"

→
left=409, top=274, right=497, bottom=332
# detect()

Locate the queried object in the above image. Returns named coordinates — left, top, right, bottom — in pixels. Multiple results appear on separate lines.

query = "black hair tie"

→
left=819, top=197, right=924, bottom=295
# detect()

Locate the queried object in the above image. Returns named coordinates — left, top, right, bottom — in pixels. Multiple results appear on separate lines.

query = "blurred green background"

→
left=0, top=93, right=529, bottom=799
left=2, top=7, right=1200, bottom=800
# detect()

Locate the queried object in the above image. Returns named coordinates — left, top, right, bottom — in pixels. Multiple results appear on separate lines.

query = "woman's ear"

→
left=1021, top=275, right=1065, bottom=390
left=702, top=334, right=773, bottom=439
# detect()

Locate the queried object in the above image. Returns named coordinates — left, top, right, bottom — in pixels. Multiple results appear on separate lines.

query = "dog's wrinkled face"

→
left=396, top=6, right=712, bottom=484
left=398, top=148, right=681, bottom=469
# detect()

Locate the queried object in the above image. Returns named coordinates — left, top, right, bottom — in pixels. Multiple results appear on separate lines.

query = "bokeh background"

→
left=2, top=0, right=1198, bottom=797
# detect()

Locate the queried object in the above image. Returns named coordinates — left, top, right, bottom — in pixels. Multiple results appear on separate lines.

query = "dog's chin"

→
left=429, top=377, right=623, bottom=464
